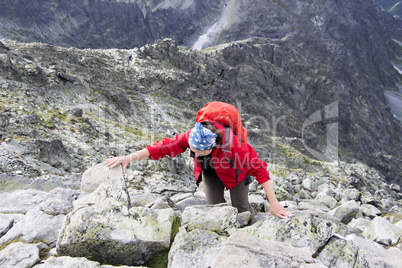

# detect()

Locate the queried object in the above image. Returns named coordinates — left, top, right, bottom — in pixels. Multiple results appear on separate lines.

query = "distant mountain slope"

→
left=373, top=0, right=402, bottom=16
left=0, top=0, right=401, bottom=50
left=0, top=0, right=401, bottom=185
left=0, top=0, right=223, bottom=49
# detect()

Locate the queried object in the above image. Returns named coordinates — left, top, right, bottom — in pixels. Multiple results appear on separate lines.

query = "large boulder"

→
left=0, top=213, right=24, bottom=237
left=315, top=234, right=359, bottom=267
left=211, top=232, right=324, bottom=268
left=167, top=204, right=242, bottom=267
left=39, top=187, right=80, bottom=215
left=168, top=227, right=227, bottom=268
left=0, top=242, right=40, bottom=268
left=316, top=233, right=402, bottom=267
left=365, top=216, right=402, bottom=246
left=0, top=208, right=65, bottom=247
left=241, top=209, right=358, bottom=255
left=328, top=200, right=359, bottom=224
left=57, top=164, right=174, bottom=266
left=33, top=256, right=140, bottom=268
left=181, top=204, right=238, bottom=235
left=0, top=189, right=48, bottom=214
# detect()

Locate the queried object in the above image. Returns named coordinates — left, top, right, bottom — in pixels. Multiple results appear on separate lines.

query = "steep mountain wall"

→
left=373, top=0, right=402, bottom=16
left=0, top=0, right=401, bottom=185
left=0, top=37, right=401, bottom=186
left=0, top=0, right=223, bottom=49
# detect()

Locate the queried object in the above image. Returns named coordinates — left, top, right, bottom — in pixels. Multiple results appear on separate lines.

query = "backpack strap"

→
left=212, top=120, right=242, bottom=143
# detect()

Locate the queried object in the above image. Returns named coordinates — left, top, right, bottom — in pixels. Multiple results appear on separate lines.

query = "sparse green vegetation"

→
left=273, top=0, right=287, bottom=9
left=171, top=217, right=181, bottom=244
left=149, top=249, right=169, bottom=268
left=384, top=212, right=402, bottom=222
left=148, top=216, right=181, bottom=268
left=0, top=238, right=50, bottom=260
left=124, top=126, right=144, bottom=136
left=0, top=238, right=23, bottom=251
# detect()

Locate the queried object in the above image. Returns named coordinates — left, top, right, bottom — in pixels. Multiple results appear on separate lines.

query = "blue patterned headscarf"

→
left=189, top=123, right=217, bottom=151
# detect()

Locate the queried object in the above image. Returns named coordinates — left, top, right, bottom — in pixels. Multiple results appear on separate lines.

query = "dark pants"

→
left=202, top=171, right=255, bottom=215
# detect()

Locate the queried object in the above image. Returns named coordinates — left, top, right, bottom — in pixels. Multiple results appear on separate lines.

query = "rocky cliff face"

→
left=374, top=0, right=402, bottom=16
left=1, top=0, right=401, bottom=185
left=0, top=37, right=401, bottom=186
left=0, top=0, right=222, bottom=49
left=0, top=0, right=401, bottom=267
left=0, top=162, right=401, bottom=267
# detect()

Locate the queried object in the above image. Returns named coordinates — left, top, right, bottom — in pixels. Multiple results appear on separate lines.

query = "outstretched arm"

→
left=262, top=180, right=292, bottom=219
left=104, top=148, right=150, bottom=173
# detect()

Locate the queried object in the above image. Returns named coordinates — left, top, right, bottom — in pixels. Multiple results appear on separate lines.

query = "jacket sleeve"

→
left=146, top=130, right=191, bottom=160
left=243, top=144, right=270, bottom=185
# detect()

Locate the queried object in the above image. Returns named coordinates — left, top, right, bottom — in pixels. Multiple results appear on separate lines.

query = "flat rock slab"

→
left=211, top=232, right=324, bottom=268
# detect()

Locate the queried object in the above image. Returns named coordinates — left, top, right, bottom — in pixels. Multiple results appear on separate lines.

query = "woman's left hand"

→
left=105, top=156, right=130, bottom=174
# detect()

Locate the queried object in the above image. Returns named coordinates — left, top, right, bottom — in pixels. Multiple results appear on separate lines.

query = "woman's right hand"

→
left=105, top=156, right=130, bottom=174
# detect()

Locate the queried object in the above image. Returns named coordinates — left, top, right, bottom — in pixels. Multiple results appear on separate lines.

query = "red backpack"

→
left=195, top=101, right=248, bottom=144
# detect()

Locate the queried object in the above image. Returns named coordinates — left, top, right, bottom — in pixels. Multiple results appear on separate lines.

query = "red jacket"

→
left=146, top=121, right=270, bottom=189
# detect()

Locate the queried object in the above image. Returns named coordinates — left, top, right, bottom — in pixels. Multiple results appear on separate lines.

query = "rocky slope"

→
left=1, top=0, right=401, bottom=186
left=0, top=162, right=401, bottom=267
left=0, top=36, right=401, bottom=185
left=0, top=37, right=401, bottom=266
left=374, top=0, right=402, bottom=16
left=0, top=0, right=222, bottom=49
left=0, top=0, right=401, bottom=265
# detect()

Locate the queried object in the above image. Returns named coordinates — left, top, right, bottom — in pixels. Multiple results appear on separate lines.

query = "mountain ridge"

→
left=0, top=0, right=401, bottom=186
left=0, top=36, right=401, bottom=186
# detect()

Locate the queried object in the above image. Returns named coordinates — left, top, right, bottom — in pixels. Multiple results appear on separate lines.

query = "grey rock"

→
left=0, top=40, right=9, bottom=53
left=175, top=196, right=207, bottom=212
left=316, top=234, right=359, bottom=267
left=57, top=164, right=174, bottom=266
left=39, top=187, right=80, bottom=215
left=130, top=192, right=162, bottom=207
left=345, top=234, right=402, bottom=268
left=316, top=233, right=402, bottom=268
left=328, top=200, right=359, bottom=224
left=181, top=204, right=238, bottom=236
left=80, top=163, right=121, bottom=195
left=237, top=211, right=252, bottom=228
left=25, top=113, right=40, bottom=125
left=302, top=177, right=327, bottom=192
left=365, top=216, right=402, bottom=246
left=69, top=108, right=83, bottom=118
left=0, top=242, right=40, bottom=268
left=248, top=194, right=266, bottom=212
left=314, top=194, right=338, bottom=210
left=35, top=241, right=48, bottom=251
left=35, top=139, right=73, bottom=172
left=33, top=256, right=100, bottom=268
left=336, top=187, right=361, bottom=202
left=0, top=189, right=48, bottom=214
left=298, top=199, right=332, bottom=212
left=147, top=195, right=176, bottom=209
left=0, top=214, right=15, bottom=237
left=168, top=227, right=227, bottom=268
left=241, top=209, right=357, bottom=255
left=348, top=218, right=371, bottom=234
left=211, top=232, right=322, bottom=268
left=33, top=255, right=142, bottom=268
left=0, top=208, right=65, bottom=247
left=170, top=193, right=194, bottom=203
left=360, top=203, right=382, bottom=218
